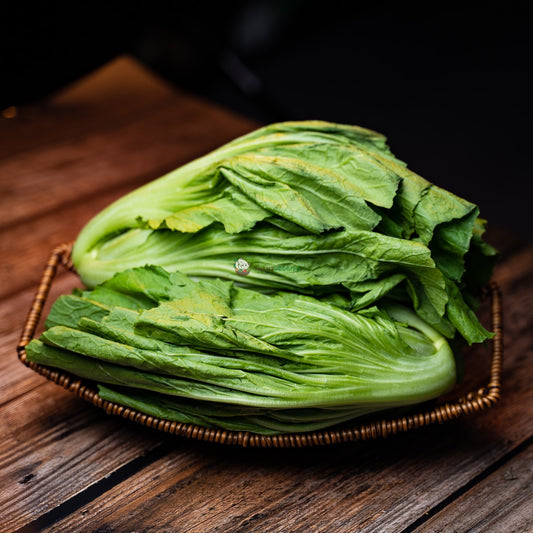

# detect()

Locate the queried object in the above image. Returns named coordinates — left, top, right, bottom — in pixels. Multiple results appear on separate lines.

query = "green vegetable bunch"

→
left=26, top=266, right=456, bottom=434
left=26, top=121, right=497, bottom=434
left=72, top=121, right=496, bottom=345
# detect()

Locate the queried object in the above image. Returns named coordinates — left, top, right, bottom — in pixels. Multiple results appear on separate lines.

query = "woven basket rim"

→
left=17, top=242, right=503, bottom=448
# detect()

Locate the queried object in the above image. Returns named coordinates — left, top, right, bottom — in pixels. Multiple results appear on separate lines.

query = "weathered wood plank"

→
left=0, top=381, right=168, bottom=533
left=0, top=55, right=177, bottom=160
left=412, top=443, right=533, bottom=533
left=33, top=246, right=533, bottom=533
left=0, top=95, right=254, bottom=232
left=0, top=184, right=138, bottom=299
left=38, top=418, right=532, bottom=533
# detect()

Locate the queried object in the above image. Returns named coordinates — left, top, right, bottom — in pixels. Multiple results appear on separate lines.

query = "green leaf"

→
left=44, top=295, right=110, bottom=329
left=221, top=154, right=381, bottom=233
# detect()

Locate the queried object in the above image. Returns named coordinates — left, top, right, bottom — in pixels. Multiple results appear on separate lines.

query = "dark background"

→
left=2, top=1, right=531, bottom=240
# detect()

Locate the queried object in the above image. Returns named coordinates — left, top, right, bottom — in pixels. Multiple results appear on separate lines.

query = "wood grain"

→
left=0, top=95, right=254, bottom=231
left=412, top=443, right=533, bottom=533
left=0, top=185, right=136, bottom=299
left=0, top=383, right=165, bottom=532
left=39, top=420, right=532, bottom=533
left=0, top=55, right=176, bottom=160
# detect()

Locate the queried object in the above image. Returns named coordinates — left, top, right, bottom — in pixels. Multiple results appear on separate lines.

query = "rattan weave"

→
left=17, top=243, right=503, bottom=447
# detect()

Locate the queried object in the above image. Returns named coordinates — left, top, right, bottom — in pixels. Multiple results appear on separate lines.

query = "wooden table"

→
left=1, top=56, right=531, bottom=533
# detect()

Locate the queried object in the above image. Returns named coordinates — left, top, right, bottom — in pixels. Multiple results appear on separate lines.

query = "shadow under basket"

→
left=17, top=243, right=504, bottom=448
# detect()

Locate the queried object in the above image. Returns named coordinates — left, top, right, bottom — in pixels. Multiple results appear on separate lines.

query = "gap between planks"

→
left=399, top=434, right=533, bottom=533
left=11, top=439, right=178, bottom=533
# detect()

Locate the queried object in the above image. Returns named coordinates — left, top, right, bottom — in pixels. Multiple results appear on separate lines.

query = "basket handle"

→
left=17, top=242, right=74, bottom=358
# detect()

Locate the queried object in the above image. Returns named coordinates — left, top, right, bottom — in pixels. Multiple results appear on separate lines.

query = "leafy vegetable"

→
left=26, top=121, right=498, bottom=434
left=71, top=120, right=496, bottom=345
left=26, top=266, right=456, bottom=434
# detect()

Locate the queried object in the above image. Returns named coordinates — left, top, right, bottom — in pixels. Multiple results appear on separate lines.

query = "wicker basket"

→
left=17, top=243, right=503, bottom=447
